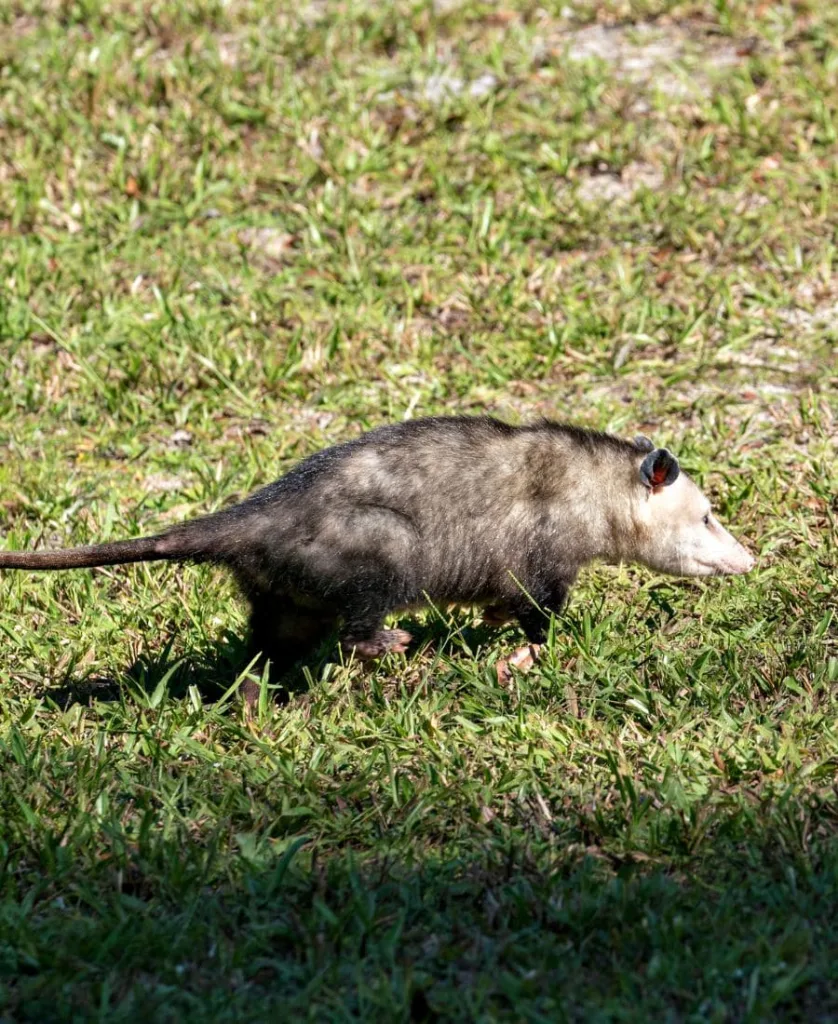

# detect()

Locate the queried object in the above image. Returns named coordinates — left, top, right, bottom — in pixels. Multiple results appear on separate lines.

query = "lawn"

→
left=0, top=0, right=837, bottom=1019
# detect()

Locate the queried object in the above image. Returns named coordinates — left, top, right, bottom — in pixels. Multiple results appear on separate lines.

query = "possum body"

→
left=0, top=417, right=755, bottom=674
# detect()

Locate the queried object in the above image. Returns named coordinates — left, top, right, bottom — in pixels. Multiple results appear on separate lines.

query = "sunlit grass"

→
left=0, top=0, right=837, bottom=1019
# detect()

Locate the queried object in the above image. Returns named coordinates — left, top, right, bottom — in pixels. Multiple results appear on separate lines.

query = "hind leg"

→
left=340, top=628, right=413, bottom=661
left=338, top=607, right=412, bottom=662
left=246, top=599, right=336, bottom=702
left=482, top=603, right=515, bottom=627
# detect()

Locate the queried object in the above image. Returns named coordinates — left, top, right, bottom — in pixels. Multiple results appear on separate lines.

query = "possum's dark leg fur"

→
left=248, top=599, right=336, bottom=681
left=507, top=577, right=574, bottom=644
left=482, top=603, right=515, bottom=627
left=338, top=605, right=412, bottom=661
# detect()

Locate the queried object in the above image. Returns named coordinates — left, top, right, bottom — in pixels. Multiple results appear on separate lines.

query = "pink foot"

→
left=343, top=629, right=413, bottom=661
left=496, top=644, right=541, bottom=685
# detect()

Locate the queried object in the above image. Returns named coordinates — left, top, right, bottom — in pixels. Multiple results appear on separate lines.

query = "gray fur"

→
left=0, top=417, right=664, bottom=673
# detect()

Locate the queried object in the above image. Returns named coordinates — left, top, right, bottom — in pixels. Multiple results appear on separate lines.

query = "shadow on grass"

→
left=5, top=799, right=838, bottom=1023
left=39, top=631, right=250, bottom=708
left=39, top=614, right=521, bottom=710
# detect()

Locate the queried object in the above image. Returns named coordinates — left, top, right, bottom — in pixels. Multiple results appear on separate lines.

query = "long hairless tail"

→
left=0, top=522, right=213, bottom=571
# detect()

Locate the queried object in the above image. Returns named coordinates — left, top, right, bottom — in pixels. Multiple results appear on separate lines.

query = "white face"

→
left=635, top=472, right=755, bottom=577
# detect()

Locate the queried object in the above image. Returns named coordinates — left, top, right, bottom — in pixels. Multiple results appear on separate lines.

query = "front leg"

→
left=508, top=577, right=573, bottom=644
left=494, top=577, right=573, bottom=686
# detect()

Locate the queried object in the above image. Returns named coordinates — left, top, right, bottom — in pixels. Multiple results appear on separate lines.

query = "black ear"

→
left=640, top=448, right=680, bottom=490
left=633, top=434, right=655, bottom=453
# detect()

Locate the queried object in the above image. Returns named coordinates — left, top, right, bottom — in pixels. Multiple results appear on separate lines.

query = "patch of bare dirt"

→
left=216, top=32, right=245, bottom=68
left=145, top=474, right=188, bottom=494
left=5, top=15, right=39, bottom=40
left=238, top=227, right=297, bottom=264
left=778, top=298, right=838, bottom=333
left=420, top=70, right=498, bottom=103
left=575, top=161, right=664, bottom=204
left=555, top=21, right=749, bottom=98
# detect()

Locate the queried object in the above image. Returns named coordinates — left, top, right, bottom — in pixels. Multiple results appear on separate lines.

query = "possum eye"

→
left=702, top=513, right=710, bottom=526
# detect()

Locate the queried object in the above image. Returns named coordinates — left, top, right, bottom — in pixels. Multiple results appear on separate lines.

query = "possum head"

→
left=631, top=447, right=755, bottom=577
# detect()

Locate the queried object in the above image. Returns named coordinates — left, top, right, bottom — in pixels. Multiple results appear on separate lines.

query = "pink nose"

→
left=738, top=550, right=756, bottom=574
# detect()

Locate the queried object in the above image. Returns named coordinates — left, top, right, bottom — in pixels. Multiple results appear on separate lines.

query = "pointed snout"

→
left=719, top=541, right=756, bottom=575
left=707, top=517, right=757, bottom=576
left=730, top=548, right=756, bottom=574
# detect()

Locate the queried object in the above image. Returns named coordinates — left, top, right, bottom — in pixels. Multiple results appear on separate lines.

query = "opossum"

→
left=0, top=417, right=755, bottom=678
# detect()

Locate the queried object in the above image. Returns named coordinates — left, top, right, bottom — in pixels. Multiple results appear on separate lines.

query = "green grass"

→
left=1, top=0, right=837, bottom=1019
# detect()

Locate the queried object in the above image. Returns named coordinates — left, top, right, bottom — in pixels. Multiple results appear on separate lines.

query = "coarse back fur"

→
left=0, top=416, right=754, bottom=675
left=210, top=416, right=646, bottom=589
